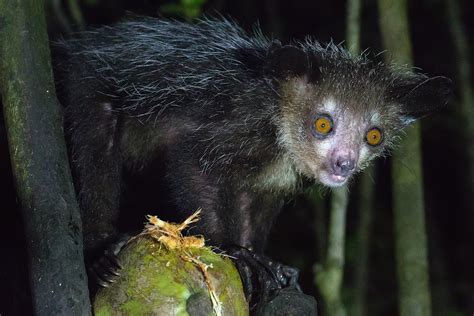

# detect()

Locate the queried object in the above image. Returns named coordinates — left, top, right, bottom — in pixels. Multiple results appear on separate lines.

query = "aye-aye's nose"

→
left=331, top=152, right=356, bottom=177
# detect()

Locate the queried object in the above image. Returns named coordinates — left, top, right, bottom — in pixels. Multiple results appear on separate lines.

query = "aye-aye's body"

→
left=52, top=17, right=451, bottom=308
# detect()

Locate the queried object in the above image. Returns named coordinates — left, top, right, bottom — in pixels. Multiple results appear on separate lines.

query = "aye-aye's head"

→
left=268, top=43, right=452, bottom=187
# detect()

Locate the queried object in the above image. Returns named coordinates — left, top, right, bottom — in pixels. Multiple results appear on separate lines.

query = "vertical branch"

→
left=0, top=0, right=91, bottom=315
left=315, top=187, right=348, bottom=316
left=346, top=0, right=361, bottom=54
left=446, top=0, right=474, bottom=198
left=67, top=0, right=85, bottom=29
left=377, top=1, right=432, bottom=316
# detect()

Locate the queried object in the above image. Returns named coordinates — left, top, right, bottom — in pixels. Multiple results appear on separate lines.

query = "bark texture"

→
left=0, top=0, right=91, bottom=314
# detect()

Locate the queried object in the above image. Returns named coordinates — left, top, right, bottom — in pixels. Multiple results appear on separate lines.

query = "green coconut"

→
left=94, top=211, right=248, bottom=316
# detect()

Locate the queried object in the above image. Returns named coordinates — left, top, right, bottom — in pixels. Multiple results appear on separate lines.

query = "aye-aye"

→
left=52, top=17, right=452, bottom=310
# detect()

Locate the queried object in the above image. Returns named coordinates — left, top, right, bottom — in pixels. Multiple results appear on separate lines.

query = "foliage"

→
left=160, top=0, right=207, bottom=20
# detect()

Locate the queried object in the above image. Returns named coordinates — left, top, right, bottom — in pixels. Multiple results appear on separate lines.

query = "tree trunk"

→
left=0, top=1, right=91, bottom=315
left=377, top=1, right=432, bottom=316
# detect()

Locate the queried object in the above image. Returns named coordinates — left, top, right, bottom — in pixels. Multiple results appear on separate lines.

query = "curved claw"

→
left=103, top=249, right=123, bottom=272
left=89, top=252, right=122, bottom=287
left=87, top=232, right=135, bottom=289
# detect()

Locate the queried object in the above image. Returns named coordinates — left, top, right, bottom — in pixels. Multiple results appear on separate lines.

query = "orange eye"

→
left=314, top=115, right=333, bottom=135
left=366, top=128, right=383, bottom=146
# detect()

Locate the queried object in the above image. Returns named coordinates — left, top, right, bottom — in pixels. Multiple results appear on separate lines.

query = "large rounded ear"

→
left=391, top=76, right=453, bottom=125
left=265, top=43, right=311, bottom=78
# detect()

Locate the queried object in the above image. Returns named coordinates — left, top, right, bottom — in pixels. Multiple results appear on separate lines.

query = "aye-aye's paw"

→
left=225, top=246, right=302, bottom=314
left=87, top=233, right=133, bottom=288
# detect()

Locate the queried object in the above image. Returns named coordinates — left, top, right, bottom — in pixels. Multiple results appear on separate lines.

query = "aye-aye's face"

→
left=271, top=45, right=452, bottom=187
left=278, top=74, right=451, bottom=187
left=299, top=96, right=399, bottom=187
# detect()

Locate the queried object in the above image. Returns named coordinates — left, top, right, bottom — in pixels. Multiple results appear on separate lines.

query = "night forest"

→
left=0, top=0, right=472, bottom=315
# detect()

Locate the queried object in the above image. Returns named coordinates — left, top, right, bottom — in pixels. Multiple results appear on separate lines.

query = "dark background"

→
left=1, top=0, right=472, bottom=315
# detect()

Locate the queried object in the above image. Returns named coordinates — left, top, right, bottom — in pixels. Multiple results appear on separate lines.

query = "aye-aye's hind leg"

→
left=223, top=193, right=302, bottom=313
left=65, top=100, right=123, bottom=254
left=65, top=100, right=125, bottom=288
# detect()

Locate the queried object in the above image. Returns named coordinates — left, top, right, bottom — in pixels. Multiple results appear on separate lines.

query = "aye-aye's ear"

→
left=265, top=43, right=312, bottom=78
left=391, top=76, right=453, bottom=125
